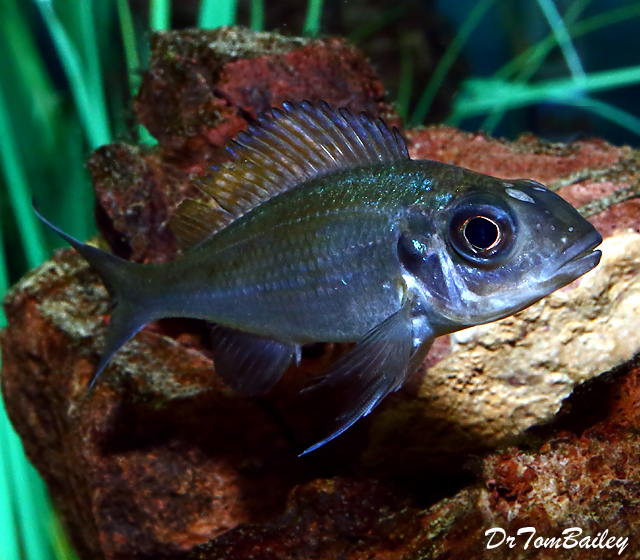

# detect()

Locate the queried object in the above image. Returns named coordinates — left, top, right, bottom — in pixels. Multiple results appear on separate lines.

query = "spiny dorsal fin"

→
left=170, top=101, right=409, bottom=251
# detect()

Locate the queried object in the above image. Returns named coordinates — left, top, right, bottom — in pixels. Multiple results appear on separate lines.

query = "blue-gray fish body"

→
left=146, top=163, right=428, bottom=342
left=36, top=102, right=602, bottom=453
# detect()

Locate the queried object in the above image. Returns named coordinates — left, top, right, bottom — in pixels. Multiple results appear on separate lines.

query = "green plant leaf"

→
left=303, top=0, right=324, bottom=36
left=198, top=0, right=237, bottom=28
left=410, top=0, right=498, bottom=125
left=150, top=0, right=171, bottom=31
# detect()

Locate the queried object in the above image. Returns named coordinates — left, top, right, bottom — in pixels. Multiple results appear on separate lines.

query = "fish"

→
left=35, top=100, right=603, bottom=454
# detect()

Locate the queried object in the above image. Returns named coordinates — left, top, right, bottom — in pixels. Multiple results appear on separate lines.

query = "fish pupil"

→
left=463, top=216, right=500, bottom=250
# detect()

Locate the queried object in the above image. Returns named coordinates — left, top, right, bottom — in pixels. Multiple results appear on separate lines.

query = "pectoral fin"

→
left=297, top=301, right=414, bottom=455
left=210, top=326, right=297, bottom=396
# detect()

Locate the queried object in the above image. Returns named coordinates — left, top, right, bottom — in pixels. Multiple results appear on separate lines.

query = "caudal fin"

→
left=34, top=202, right=152, bottom=389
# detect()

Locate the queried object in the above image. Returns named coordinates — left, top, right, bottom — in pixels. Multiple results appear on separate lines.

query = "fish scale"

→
left=166, top=180, right=406, bottom=341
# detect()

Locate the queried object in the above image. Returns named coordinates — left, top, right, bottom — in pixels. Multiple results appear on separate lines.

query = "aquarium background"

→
left=1, top=0, right=639, bottom=558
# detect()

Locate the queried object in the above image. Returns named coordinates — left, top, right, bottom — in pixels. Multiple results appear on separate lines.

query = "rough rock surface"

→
left=136, top=27, right=399, bottom=156
left=3, top=27, right=640, bottom=560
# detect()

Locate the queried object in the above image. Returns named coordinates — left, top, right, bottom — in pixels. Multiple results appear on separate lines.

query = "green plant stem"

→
left=114, top=0, right=156, bottom=145
left=0, top=0, right=57, bottom=149
left=0, top=229, right=18, bottom=560
left=348, top=6, right=405, bottom=44
left=0, top=85, right=47, bottom=268
left=0, top=236, right=9, bottom=301
left=198, top=0, right=236, bottom=28
left=396, top=35, right=414, bottom=120
left=481, top=0, right=591, bottom=132
left=150, top=0, right=171, bottom=31
left=409, top=0, right=498, bottom=125
left=2, top=406, right=51, bottom=560
left=572, top=96, right=640, bottom=138
left=35, top=0, right=110, bottom=149
left=450, top=64, right=640, bottom=123
left=0, top=244, right=50, bottom=560
left=496, top=1, right=640, bottom=81
left=49, top=507, right=80, bottom=560
left=250, top=0, right=264, bottom=31
left=0, top=410, right=20, bottom=560
left=115, top=0, right=141, bottom=97
left=79, top=0, right=110, bottom=135
left=535, top=0, right=586, bottom=82
left=303, top=0, right=324, bottom=36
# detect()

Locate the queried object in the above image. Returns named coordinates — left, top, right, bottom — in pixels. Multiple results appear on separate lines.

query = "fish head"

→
left=400, top=176, right=602, bottom=333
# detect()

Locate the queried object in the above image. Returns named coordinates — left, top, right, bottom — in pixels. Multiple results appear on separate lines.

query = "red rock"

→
left=88, top=144, right=193, bottom=263
left=407, top=127, right=625, bottom=182
left=189, top=478, right=420, bottom=560
left=136, top=27, right=398, bottom=165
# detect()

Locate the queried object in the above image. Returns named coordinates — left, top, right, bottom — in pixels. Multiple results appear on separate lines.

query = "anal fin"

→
left=296, top=300, right=415, bottom=455
left=210, top=325, right=297, bottom=396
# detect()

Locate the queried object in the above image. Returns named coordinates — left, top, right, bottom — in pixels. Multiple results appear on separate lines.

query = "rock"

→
left=135, top=27, right=398, bottom=164
left=88, top=144, right=191, bottom=263
left=3, top=26, right=640, bottom=560
left=188, top=478, right=422, bottom=560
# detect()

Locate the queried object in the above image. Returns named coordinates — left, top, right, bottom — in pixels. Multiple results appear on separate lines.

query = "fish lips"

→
left=540, top=229, right=603, bottom=287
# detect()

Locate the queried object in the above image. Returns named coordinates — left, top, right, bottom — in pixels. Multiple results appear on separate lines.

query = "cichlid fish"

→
left=35, top=101, right=602, bottom=453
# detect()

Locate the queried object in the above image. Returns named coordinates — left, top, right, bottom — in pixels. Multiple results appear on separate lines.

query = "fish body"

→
left=36, top=101, right=602, bottom=453
left=141, top=163, right=412, bottom=341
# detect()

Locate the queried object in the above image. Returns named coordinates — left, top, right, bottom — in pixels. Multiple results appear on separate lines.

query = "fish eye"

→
left=449, top=195, right=515, bottom=264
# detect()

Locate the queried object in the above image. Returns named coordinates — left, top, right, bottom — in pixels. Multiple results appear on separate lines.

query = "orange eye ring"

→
left=448, top=193, right=516, bottom=265
left=461, top=216, right=502, bottom=253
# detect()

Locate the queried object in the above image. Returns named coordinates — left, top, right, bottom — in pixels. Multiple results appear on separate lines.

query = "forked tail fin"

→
left=34, top=203, right=153, bottom=389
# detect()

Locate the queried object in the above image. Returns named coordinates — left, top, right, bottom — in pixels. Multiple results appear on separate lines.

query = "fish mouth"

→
left=541, top=229, right=603, bottom=286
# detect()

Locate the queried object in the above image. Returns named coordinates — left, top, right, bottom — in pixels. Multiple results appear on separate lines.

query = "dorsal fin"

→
left=170, top=101, right=409, bottom=251
left=169, top=199, right=233, bottom=250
